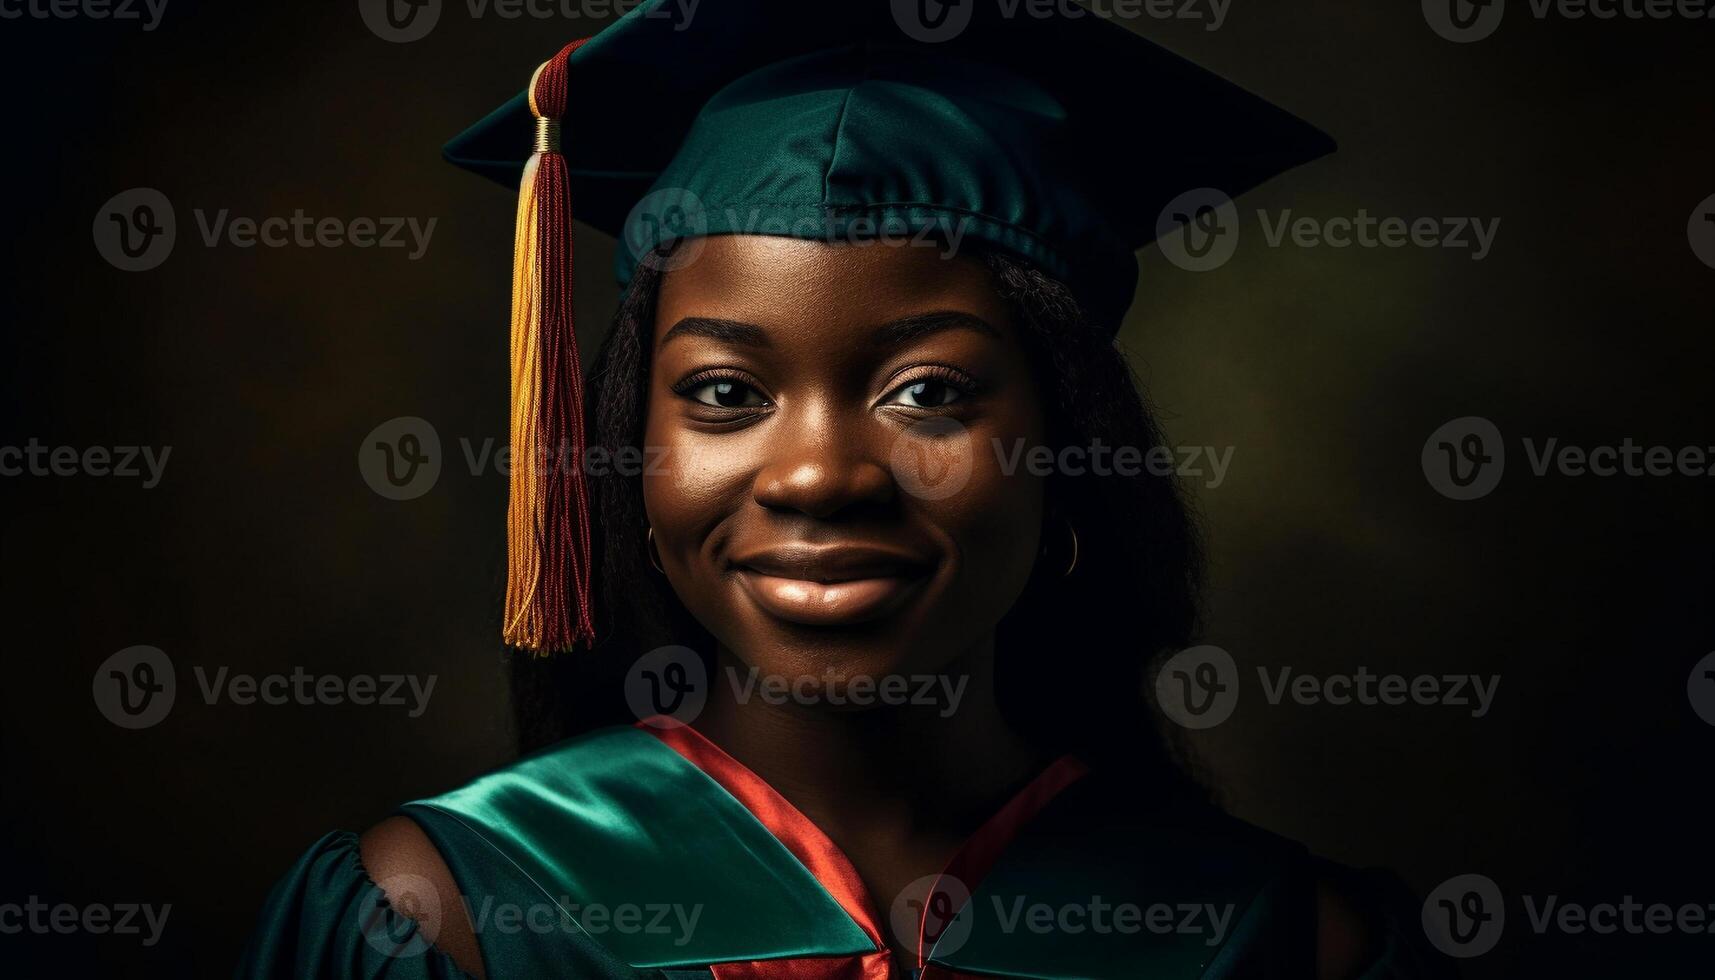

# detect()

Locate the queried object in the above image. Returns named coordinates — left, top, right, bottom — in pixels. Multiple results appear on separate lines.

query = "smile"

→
left=730, top=546, right=931, bottom=627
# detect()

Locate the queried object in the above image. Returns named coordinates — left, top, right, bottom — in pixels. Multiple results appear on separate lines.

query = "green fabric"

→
left=402, top=725, right=873, bottom=968
left=235, top=830, right=477, bottom=979
left=238, top=724, right=1448, bottom=978
left=441, top=0, right=1334, bottom=330
left=931, top=782, right=1312, bottom=977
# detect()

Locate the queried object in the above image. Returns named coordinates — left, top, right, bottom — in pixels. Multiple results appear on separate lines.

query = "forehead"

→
left=653, top=236, right=1012, bottom=344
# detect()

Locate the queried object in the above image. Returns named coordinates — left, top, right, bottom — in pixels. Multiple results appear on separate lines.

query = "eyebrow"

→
left=658, top=310, right=1000, bottom=350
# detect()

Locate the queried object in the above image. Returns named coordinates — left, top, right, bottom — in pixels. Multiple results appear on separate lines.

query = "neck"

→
left=693, top=637, right=1049, bottom=845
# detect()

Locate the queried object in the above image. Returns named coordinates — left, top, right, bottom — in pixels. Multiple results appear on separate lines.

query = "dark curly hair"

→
left=508, top=247, right=1206, bottom=791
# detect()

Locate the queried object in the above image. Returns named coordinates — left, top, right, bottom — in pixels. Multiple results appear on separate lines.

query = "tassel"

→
left=504, top=40, right=594, bottom=654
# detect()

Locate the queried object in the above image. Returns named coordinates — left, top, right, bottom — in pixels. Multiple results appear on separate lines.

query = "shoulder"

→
left=237, top=827, right=477, bottom=979
left=356, top=724, right=660, bottom=979
left=240, top=726, right=657, bottom=980
left=360, top=816, right=484, bottom=979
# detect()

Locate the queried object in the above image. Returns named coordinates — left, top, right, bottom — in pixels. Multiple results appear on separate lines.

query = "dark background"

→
left=1, top=1, right=1710, bottom=977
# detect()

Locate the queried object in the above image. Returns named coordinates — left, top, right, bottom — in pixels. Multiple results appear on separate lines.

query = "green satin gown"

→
left=237, top=722, right=1443, bottom=978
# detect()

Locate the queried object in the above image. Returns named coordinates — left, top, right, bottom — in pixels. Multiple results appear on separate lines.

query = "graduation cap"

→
left=443, top=0, right=1333, bottom=654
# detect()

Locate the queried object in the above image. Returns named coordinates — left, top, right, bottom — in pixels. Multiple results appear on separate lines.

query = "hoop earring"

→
left=1040, top=517, right=1079, bottom=578
left=646, top=527, right=666, bottom=575
left=1061, top=520, right=1079, bottom=578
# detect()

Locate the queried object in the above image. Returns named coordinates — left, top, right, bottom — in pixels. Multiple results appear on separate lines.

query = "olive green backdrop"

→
left=1, top=1, right=1710, bottom=977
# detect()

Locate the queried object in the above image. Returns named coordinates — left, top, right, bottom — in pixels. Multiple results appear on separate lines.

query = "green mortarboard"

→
left=444, top=0, right=1333, bottom=654
left=445, top=0, right=1333, bottom=329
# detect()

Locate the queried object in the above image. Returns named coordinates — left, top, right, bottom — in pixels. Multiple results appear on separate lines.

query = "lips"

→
left=730, top=545, right=931, bottom=627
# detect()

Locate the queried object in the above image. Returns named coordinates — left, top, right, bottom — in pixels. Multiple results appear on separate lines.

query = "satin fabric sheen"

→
left=237, top=723, right=1445, bottom=978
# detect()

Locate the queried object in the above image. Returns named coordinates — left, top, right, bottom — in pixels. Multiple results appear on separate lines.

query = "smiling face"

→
left=641, top=236, right=1049, bottom=690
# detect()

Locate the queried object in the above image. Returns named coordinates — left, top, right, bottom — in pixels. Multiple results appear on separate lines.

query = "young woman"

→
left=242, top=3, right=1446, bottom=977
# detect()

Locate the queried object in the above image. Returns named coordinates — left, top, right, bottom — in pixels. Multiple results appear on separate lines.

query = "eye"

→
left=883, top=369, right=974, bottom=410
left=678, top=375, right=768, bottom=409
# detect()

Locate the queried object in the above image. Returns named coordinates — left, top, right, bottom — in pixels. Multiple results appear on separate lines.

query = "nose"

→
left=751, top=421, right=896, bottom=520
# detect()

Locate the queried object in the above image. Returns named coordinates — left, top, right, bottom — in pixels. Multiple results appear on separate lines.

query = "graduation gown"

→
left=237, top=723, right=1443, bottom=978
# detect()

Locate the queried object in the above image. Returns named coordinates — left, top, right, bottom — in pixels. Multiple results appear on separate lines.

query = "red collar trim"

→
left=640, top=719, right=1088, bottom=966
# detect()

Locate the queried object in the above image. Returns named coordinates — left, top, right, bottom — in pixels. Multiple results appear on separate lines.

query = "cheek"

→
left=903, top=410, right=1048, bottom=611
left=641, top=397, right=752, bottom=555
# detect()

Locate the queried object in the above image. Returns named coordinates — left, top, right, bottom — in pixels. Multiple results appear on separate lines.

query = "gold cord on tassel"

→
left=504, top=152, right=546, bottom=650
left=503, top=42, right=595, bottom=655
